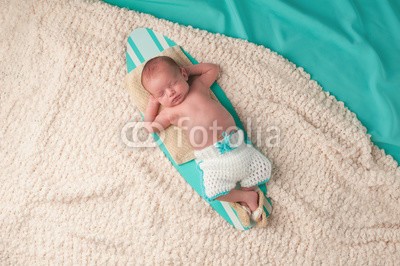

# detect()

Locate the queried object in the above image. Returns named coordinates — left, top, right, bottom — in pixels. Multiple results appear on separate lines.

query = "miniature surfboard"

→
left=125, top=27, right=272, bottom=230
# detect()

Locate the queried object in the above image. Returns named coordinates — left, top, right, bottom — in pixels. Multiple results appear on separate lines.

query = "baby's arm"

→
left=144, top=95, right=160, bottom=123
left=144, top=96, right=171, bottom=133
left=184, top=63, right=220, bottom=88
left=146, top=112, right=171, bottom=133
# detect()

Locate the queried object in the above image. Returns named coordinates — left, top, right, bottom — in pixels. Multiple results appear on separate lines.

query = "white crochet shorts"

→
left=194, top=129, right=272, bottom=201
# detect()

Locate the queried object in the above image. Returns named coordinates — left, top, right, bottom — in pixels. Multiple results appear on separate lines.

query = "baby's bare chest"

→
left=171, top=92, right=234, bottom=129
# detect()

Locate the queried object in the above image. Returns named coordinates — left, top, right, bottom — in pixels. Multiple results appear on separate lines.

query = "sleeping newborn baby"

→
left=141, top=56, right=271, bottom=222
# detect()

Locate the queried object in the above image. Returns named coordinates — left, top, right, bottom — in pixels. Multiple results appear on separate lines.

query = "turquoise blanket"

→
left=105, top=0, right=400, bottom=163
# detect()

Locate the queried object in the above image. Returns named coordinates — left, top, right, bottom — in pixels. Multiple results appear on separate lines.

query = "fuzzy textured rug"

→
left=1, top=0, right=399, bottom=264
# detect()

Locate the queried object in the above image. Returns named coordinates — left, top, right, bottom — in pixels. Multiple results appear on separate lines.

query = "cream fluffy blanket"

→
left=1, top=0, right=399, bottom=264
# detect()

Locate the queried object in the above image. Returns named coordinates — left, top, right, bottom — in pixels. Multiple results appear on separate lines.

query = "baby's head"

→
left=141, top=56, right=189, bottom=107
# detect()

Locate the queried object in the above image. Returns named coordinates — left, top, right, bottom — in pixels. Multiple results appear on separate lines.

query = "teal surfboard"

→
left=125, top=27, right=272, bottom=230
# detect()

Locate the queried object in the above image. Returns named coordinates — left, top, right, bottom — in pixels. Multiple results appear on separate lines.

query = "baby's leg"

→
left=216, top=189, right=259, bottom=211
left=238, top=186, right=257, bottom=207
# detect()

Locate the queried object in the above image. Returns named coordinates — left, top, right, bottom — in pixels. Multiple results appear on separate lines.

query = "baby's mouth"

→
left=172, top=95, right=181, bottom=103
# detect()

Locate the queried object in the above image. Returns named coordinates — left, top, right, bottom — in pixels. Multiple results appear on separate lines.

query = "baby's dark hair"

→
left=141, top=56, right=180, bottom=88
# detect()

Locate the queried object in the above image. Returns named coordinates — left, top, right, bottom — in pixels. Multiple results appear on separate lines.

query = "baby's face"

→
left=144, top=62, right=189, bottom=107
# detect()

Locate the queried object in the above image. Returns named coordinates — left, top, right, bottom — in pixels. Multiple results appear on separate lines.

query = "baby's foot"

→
left=246, top=191, right=259, bottom=212
left=239, top=201, right=249, bottom=209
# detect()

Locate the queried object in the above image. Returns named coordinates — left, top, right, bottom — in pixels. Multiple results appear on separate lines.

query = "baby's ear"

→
left=180, top=67, right=188, bottom=81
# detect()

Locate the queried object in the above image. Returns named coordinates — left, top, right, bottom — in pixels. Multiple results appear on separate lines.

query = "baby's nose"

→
left=166, top=88, right=175, bottom=97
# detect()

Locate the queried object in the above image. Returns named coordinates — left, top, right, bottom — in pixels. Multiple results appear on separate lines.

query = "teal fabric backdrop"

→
left=106, top=0, right=400, bottom=163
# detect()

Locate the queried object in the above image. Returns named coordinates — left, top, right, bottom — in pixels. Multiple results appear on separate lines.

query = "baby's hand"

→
left=184, top=63, right=220, bottom=88
left=148, top=94, right=158, bottom=104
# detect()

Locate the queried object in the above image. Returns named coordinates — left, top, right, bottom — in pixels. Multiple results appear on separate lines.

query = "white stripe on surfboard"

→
left=154, top=31, right=170, bottom=50
left=264, top=196, right=272, bottom=215
left=220, top=201, right=245, bottom=230
left=133, top=29, right=162, bottom=60
left=126, top=43, right=141, bottom=67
